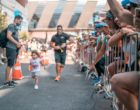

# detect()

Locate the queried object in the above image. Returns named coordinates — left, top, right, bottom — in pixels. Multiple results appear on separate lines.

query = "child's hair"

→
left=31, top=50, right=40, bottom=57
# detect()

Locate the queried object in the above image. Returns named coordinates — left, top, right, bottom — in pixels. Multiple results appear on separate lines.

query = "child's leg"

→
left=35, top=75, right=38, bottom=85
left=32, top=76, right=35, bottom=79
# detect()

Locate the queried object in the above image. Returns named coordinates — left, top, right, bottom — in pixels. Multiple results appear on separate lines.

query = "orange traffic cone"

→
left=21, top=51, right=25, bottom=62
left=28, top=51, right=32, bottom=61
left=12, top=55, right=24, bottom=79
left=44, top=51, right=49, bottom=64
left=67, top=52, right=72, bottom=63
left=25, top=51, right=28, bottom=58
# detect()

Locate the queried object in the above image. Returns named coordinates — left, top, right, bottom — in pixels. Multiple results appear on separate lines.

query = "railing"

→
left=73, top=32, right=140, bottom=110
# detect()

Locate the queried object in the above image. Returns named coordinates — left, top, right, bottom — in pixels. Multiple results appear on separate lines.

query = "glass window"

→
left=29, top=2, right=46, bottom=29
left=88, top=4, right=105, bottom=27
left=88, top=13, right=100, bottom=28
left=68, top=2, right=85, bottom=28
left=48, top=0, right=66, bottom=28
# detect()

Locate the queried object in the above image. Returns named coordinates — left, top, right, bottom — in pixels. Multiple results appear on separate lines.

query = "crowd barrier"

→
left=73, top=32, right=140, bottom=110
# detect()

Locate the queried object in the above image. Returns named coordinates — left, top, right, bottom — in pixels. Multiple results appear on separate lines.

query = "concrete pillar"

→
left=16, top=0, right=26, bottom=7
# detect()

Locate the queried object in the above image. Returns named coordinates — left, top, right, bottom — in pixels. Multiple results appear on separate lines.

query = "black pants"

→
left=95, top=57, right=105, bottom=77
left=126, top=61, right=139, bottom=72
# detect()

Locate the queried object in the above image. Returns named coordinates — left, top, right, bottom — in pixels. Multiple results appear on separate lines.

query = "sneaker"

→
left=3, top=82, right=9, bottom=86
left=93, top=77, right=102, bottom=85
left=55, top=76, right=59, bottom=81
left=11, top=81, right=18, bottom=85
left=8, top=82, right=15, bottom=88
left=104, top=93, right=113, bottom=99
left=34, top=85, right=38, bottom=89
left=58, top=76, right=60, bottom=79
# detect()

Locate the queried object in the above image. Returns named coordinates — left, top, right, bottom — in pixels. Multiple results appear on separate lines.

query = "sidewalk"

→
left=0, top=51, right=111, bottom=110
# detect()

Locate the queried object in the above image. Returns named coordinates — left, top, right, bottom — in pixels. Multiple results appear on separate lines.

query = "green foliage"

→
left=19, top=30, right=32, bottom=40
left=0, top=11, right=9, bottom=32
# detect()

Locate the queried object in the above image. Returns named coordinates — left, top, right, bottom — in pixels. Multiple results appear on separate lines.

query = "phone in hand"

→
left=136, top=8, right=140, bottom=18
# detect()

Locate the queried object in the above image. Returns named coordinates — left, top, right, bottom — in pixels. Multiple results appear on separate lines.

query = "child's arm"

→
left=28, top=62, right=31, bottom=72
left=40, top=61, right=46, bottom=70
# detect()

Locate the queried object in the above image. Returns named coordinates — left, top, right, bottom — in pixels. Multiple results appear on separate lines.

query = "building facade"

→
left=0, top=0, right=28, bottom=31
left=28, top=0, right=111, bottom=41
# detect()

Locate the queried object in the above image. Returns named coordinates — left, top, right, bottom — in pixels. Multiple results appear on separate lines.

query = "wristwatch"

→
left=92, top=61, right=96, bottom=64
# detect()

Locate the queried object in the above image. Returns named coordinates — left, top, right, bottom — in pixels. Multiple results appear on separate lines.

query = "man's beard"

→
left=16, top=23, right=20, bottom=26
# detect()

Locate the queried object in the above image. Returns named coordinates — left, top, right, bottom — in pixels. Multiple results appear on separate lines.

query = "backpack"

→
left=0, top=28, right=8, bottom=48
left=0, top=24, right=16, bottom=48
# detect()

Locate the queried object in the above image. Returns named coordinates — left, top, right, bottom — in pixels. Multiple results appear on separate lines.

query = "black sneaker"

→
left=8, top=82, right=15, bottom=88
left=3, top=82, right=9, bottom=86
left=11, top=81, right=18, bottom=85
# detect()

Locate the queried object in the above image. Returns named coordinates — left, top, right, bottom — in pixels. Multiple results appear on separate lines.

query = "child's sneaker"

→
left=34, top=85, right=38, bottom=89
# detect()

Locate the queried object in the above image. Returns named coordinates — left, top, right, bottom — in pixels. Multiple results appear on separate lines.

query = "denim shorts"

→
left=32, top=71, right=40, bottom=76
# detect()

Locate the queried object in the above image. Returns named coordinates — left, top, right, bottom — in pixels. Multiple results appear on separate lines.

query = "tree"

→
left=19, top=30, right=32, bottom=40
left=0, top=11, right=9, bottom=32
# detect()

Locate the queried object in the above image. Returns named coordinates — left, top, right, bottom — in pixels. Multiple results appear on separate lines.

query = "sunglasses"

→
left=130, top=3, right=138, bottom=8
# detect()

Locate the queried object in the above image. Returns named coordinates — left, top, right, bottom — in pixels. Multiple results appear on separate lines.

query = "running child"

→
left=28, top=50, right=46, bottom=89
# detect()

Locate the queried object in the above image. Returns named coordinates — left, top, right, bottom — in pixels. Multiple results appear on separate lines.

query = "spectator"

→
left=41, top=43, right=47, bottom=52
left=37, top=41, right=41, bottom=51
left=28, top=40, right=32, bottom=51
left=90, top=22, right=111, bottom=85
left=31, top=38, right=37, bottom=51
left=107, top=0, right=140, bottom=109
left=4, top=15, right=23, bottom=87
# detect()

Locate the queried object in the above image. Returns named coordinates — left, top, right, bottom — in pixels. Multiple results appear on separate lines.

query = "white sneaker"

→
left=34, top=85, right=38, bottom=89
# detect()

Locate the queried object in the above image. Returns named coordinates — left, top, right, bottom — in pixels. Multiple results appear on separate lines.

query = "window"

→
left=48, top=0, right=66, bottom=28
left=29, top=2, right=46, bottom=28
left=68, top=2, right=85, bottom=28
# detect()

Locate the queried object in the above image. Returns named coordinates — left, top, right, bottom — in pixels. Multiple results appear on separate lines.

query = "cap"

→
left=95, top=21, right=108, bottom=28
left=95, top=24, right=102, bottom=28
left=121, top=0, right=131, bottom=6
left=91, top=30, right=97, bottom=34
left=82, top=33, right=86, bottom=37
left=106, top=10, right=114, bottom=19
left=130, top=0, right=140, bottom=5
left=88, top=34, right=92, bottom=36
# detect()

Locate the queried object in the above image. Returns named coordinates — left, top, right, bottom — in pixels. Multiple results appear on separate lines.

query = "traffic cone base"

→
left=12, top=55, right=24, bottom=80
left=44, top=51, right=49, bottom=64
left=67, top=52, right=72, bottom=63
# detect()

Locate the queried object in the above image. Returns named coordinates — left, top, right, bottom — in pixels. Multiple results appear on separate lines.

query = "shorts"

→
left=32, top=71, right=40, bottom=76
left=55, top=52, right=66, bottom=65
left=6, top=48, right=19, bottom=67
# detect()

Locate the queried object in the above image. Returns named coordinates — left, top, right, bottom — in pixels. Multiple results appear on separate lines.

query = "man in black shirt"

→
left=50, top=25, right=74, bottom=81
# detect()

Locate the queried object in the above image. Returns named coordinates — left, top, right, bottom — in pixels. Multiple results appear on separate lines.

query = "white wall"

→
left=1, top=0, right=28, bottom=31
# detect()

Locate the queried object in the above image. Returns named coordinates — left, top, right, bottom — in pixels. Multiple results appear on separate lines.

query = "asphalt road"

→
left=0, top=51, right=111, bottom=110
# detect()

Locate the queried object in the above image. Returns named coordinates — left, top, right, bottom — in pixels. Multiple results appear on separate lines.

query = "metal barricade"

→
left=110, top=32, right=139, bottom=110
left=75, top=32, right=140, bottom=110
